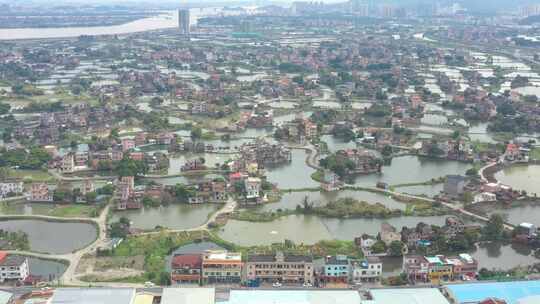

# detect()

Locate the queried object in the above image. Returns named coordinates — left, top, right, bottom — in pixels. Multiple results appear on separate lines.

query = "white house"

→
left=473, top=192, right=497, bottom=204
left=244, top=177, right=261, bottom=199
left=351, top=257, right=383, bottom=282
left=0, top=254, right=29, bottom=282
left=0, top=181, right=23, bottom=199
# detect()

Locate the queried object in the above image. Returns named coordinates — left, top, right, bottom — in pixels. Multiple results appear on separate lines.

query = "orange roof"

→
left=0, top=251, right=7, bottom=263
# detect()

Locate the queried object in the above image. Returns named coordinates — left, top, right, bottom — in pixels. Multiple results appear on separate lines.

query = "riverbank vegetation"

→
left=299, top=197, right=400, bottom=218
left=0, top=229, right=29, bottom=251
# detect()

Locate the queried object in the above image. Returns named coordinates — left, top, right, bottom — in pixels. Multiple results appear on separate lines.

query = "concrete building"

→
left=0, top=181, right=23, bottom=199
left=444, top=175, right=466, bottom=198
left=351, top=257, right=382, bottom=282
left=178, top=9, right=190, bottom=36
left=244, top=177, right=261, bottom=199
left=322, top=255, right=350, bottom=283
left=380, top=223, right=401, bottom=246
left=28, top=183, right=53, bottom=202
left=0, top=253, right=29, bottom=283
left=245, top=252, right=314, bottom=284
left=171, top=254, right=202, bottom=285
left=202, top=251, right=243, bottom=284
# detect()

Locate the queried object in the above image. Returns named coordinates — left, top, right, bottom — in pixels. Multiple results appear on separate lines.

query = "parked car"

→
left=272, top=282, right=282, bottom=288
left=302, top=282, right=313, bottom=288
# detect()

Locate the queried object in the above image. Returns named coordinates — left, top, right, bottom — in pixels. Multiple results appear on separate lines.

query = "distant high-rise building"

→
left=178, top=9, right=190, bottom=36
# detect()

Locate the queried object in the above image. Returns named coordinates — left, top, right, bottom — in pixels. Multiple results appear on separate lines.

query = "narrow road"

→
left=370, top=187, right=514, bottom=231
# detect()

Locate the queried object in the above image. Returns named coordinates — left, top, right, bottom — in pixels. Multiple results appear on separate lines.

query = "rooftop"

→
left=161, top=288, right=214, bottom=304
left=223, top=290, right=360, bottom=304
left=369, top=288, right=450, bottom=304
left=49, top=288, right=135, bottom=304
left=446, top=281, right=540, bottom=304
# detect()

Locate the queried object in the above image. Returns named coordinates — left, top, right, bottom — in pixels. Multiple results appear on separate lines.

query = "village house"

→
left=321, top=255, right=350, bottom=283
left=239, top=140, right=292, bottom=166
left=336, top=149, right=382, bottom=175
left=0, top=180, right=23, bottom=199
left=403, top=254, right=478, bottom=283
left=202, top=250, right=243, bottom=284
left=245, top=252, right=314, bottom=285
left=0, top=252, right=29, bottom=283
left=380, top=223, right=401, bottom=246
left=351, top=257, right=383, bottom=283
left=28, top=183, right=54, bottom=202
left=170, top=254, right=202, bottom=285
left=244, top=177, right=261, bottom=200
left=181, top=159, right=206, bottom=172
left=321, top=170, right=342, bottom=192
left=444, top=175, right=467, bottom=198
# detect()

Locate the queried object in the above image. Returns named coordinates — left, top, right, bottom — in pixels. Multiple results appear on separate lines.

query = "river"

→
left=0, top=8, right=226, bottom=40
left=0, top=219, right=97, bottom=254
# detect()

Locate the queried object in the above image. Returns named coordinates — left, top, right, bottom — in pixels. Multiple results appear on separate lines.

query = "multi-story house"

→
left=202, top=250, right=243, bottom=284
left=211, top=181, right=228, bottom=202
left=444, top=175, right=466, bottom=198
left=244, top=177, right=261, bottom=200
left=380, top=223, right=401, bottom=246
left=60, top=153, right=75, bottom=173
left=403, top=254, right=476, bottom=283
left=351, top=257, right=383, bottom=282
left=28, top=183, right=53, bottom=202
left=321, top=255, right=350, bottom=283
left=0, top=252, right=29, bottom=283
left=171, top=254, right=202, bottom=285
left=121, top=139, right=135, bottom=152
left=245, top=252, right=314, bottom=285
left=0, top=181, right=23, bottom=199
left=321, top=170, right=342, bottom=192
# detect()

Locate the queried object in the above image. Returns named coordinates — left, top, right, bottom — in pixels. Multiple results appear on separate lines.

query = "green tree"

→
left=371, top=240, right=387, bottom=254
left=388, top=241, right=404, bottom=257
left=191, top=127, right=202, bottom=140
left=483, top=214, right=505, bottom=240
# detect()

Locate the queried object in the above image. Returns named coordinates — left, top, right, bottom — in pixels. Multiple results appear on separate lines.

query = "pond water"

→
left=27, top=256, right=67, bottom=281
left=260, top=189, right=407, bottom=212
left=320, top=135, right=357, bottom=153
left=471, top=242, right=539, bottom=270
left=351, top=155, right=471, bottom=187
left=218, top=214, right=449, bottom=246
left=110, top=204, right=219, bottom=230
left=265, top=149, right=319, bottom=189
left=494, top=165, right=540, bottom=195
left=487, top=203, right=540, bottom=226
left=0, top=219, right=97, bottom=254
